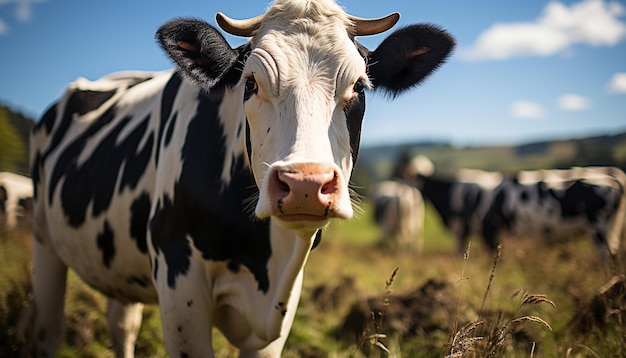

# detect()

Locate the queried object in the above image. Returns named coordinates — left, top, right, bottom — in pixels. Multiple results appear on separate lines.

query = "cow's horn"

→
left=349, top=13, right=400, bottom=36
left=216, top=12, right=264, bottom=37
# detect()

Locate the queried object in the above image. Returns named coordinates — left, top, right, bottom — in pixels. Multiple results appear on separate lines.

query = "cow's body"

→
left=0, top=171, right=34, bottom=232
left=406, top=157, right=626, bottom=255
left=27, top=1, right=454, bottom=357
left=371, top=179, right=425, bottom=254
left=484, top=167, right=626, bottom=254
left=410, top=167, right=501, bottom=253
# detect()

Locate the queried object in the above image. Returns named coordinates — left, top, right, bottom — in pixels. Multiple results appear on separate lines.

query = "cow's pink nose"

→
left=268, top=163, right=340, bottom=220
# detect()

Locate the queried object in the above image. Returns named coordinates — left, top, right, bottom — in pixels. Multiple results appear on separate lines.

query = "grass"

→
left=1, top=202, right=625, bottom=357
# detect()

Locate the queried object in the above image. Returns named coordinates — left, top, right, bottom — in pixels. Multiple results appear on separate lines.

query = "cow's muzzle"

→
left=256, top=162, right=353, bottom=226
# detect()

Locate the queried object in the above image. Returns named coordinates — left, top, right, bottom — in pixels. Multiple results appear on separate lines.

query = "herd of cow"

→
left=0, top=0, right=623, bottom=356
left=371, top=156, right=626, bottom=257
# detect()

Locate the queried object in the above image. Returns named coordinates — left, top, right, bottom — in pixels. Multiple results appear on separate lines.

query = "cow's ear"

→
left=367, top=24, right=455, bottom=97
left=157, top=18, right=240, bottom=91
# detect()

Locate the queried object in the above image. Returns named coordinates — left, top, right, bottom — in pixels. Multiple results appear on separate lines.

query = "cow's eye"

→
left=244, top=76, right=258, bottom=97
left=353, top=79, right=366, bottom=94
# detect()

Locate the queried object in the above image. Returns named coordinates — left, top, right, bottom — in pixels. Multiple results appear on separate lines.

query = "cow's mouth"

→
left=277, top=214, right=329, bottom=222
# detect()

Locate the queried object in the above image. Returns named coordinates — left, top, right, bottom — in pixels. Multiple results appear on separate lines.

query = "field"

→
left=1, top=202, right=625, bottom=357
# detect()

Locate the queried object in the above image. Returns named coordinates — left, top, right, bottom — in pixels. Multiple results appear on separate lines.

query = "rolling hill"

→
left=2, top=100, right=625, bottom=189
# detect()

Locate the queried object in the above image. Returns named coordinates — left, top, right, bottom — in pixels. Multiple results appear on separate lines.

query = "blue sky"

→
left=1, top=0, right=625, bottom=147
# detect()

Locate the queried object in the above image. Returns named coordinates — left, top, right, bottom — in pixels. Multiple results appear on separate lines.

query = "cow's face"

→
left=240, top=4, right=368, bottom=235
left=157, top=0, right=454, bottom=238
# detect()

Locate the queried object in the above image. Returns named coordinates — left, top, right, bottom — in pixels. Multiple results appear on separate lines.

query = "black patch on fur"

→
left=130, top=192, right=151, bottom=254
left=558, top=180, right=608, bottom=220
left=164, top=112, right=178, bottom=147
left=344, top=89, right=365, bottom=164
left=150, top=195, right=191, bottom=289
left=156, top=72, right=183, bottom=163
left=48, top=107, right=154, bottom=227
left=0, top=186, right=5, bottom=212
left=42, top=90, right=116, bottom=163
left=245, top=120, right=253, bottom=168
left=520, top=189, right=529, bottom=202
left=97, top=220, right=116, bottom=268
left=150, top=92, right=271, bottom=292
left=31, top=152, right=42, bottom=199
left=312, top=230, right=322, bottom=250
left=33, top=103, right=57, bottom=135
left=374, top=195, right=398, bottom=225
left=152, top=257, right=159, bottom=281
left=416, top=175, right=455, bottom=228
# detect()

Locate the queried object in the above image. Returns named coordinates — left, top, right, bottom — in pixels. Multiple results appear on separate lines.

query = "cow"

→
left=26, top=1, right=455, bottom=357
left=484, top=167, right=626, bottom=255
left=403, top=156, right=502, bottom=253
left=0, top=171, right=34, bottom=233
left=371, top=179, right=425, bottom=254
left=405, top=157, right=626, bottom=256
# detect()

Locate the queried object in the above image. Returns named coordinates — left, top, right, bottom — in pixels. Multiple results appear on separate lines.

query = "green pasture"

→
left=1, top=202, right=625, bottom=357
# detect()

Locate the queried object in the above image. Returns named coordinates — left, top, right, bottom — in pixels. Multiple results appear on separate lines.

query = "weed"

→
left=353, top=267, right=398, bottom=357
left=446, top=243, right=556, bottom=358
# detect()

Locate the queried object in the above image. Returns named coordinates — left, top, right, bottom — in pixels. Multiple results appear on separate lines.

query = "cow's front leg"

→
left=106, top=299, right=144, bottom=358
left=31, top=238, right=68, bottom=357
left=155, top=258, right=215, bottom=357
left=589, top=225, right=610, bottom=257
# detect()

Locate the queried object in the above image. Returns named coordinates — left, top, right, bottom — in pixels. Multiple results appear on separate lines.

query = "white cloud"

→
left=511, top=101, right=545, bottom=119
left=0, top=0, right=45, bottom=34
left=608, top=72, right=626, bottom=93
left=558, top=93, right=590, bottom=111
left=0, top=18, right=7, bottom=35
left=459, top=0, right=626, bottom=61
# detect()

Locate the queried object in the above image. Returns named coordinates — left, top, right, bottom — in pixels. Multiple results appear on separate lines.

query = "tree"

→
left=0, top=107, right=26, bottom=173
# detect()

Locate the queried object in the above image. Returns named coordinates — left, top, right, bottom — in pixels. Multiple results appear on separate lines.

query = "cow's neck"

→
left=212, top=219, right=316, bottom=347
left=264, top=220, right=316, bottom=336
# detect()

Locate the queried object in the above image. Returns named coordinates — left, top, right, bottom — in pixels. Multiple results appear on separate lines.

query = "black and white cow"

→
left=484, top=166, right=626, bottom=254
left=404, top=156, right=503, bottom=253
left=27, top=1, right=454, bottom=356
left=0, top=171, right=34, bottom=232
left=371, top=179, right=425, bottom=254
left=406, top=157, right=626, bottom=256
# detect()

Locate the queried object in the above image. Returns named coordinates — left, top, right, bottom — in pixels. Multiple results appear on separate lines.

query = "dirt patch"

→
left=568, top=274, right=626, bottom=336
left=334, top=278, right=467, bottom=343
left=309, top=275, right=358, bottom=312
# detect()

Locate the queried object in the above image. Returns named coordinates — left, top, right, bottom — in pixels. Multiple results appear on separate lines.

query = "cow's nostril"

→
left=272, top=169, right=291, bottom=196
left=278, top=178, right=290, bottom=193
left=320, top=175, right=337, bottom=195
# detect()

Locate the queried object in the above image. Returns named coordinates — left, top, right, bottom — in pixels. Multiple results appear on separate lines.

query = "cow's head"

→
left=157, top=0, right=454, bottom=238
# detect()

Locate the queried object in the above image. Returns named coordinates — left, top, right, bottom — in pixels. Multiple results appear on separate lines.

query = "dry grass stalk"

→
left=446, top=244, right=556, bottom=358
left=453, top=242, right=472, bottom=335
left=354, top=268, right=399, bottom=357
left=482, top=289, right=555, bottom=357
left=445, top=320, right=484, bottom=358
left=480, top=244, right=502, bottom=315
left=565, top=344, right=602, bottom=358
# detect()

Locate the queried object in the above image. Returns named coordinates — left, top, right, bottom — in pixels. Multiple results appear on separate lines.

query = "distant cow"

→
left=406, top=157, right=626, bottom=256
left=0, top=172, right=33, bottom=232
left=485, top=167, right=626, bottom=255
left=27, top=1, right=454, bottom=357
left=371, top=180, right=425, bottom=254
left=404, top=156, right=502, bottom=253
